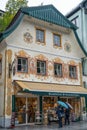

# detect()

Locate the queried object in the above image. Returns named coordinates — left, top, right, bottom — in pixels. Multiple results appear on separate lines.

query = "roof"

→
left=16, top=81, right=87, bottom=96
left=0, top=4, right=77, bottom=42
left=0, top=4, right=87, bottom=55
left=66, top=0, right=87, bottom=18
left=21, top=4, right=77, bottom=29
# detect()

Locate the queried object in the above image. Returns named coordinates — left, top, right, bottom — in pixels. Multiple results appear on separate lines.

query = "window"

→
left=17, top=57, right=28, bottom=72
left=53, top=33, right=61, bottom=47
left=54, top=63, right=62, bottom=77
left=37, top=60, right=46, bottom=75
left=36, top=29, right=45, bottom=43
left=71, top=16, right=78, bottom=26
left=69, top=65, right=77, bottom=78
left=0, top=59, right=2, bottom=74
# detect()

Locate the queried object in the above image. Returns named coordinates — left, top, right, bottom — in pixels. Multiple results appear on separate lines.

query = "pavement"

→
left=0, top=121, right=87, bottom=130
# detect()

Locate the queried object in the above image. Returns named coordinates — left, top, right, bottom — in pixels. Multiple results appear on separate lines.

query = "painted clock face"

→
left=64, top=43, right=71, bottom=52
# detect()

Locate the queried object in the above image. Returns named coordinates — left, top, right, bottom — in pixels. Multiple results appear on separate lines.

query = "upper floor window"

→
left=17, top=57, right=28, bottom=73
left=69, top=65, right=77, bottom=79
left=36, top=28, right=45, bottom=43
left=53, top=33, right=61, bottom=47
left=37, top=60, right=46, bottom=75
left=0, top=59, right=2, bottom=74
left=54, top=63, right=62, bottom=77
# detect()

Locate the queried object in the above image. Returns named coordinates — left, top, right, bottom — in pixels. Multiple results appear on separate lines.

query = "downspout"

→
left=80, top=5, right=85, bottom=47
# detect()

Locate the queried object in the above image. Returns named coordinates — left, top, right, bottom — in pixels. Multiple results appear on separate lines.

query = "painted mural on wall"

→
left=13, top=50, right=80, bottom=83
left=6, top=50, right=13, bottom=115
left=23, top=32, right=33, bottom=43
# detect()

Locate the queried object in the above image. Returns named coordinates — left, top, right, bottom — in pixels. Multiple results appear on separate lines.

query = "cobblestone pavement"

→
left=0, top=121, right=87, bottom=130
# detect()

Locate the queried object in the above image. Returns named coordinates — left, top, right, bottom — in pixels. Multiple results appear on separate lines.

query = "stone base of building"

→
left=0, top=116, right=11, bottom=128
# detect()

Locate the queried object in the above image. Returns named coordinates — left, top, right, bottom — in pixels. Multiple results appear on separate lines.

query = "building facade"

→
left=0, top=5, right=87, bottom=127
left=66, top=0, right=87, bottom=106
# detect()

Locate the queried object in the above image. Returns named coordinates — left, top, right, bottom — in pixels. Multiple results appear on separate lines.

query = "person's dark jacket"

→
left=56, top=106, right=62, bottom=118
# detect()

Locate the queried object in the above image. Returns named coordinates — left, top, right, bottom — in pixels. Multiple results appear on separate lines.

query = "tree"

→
left=0, top=0, right=28, bottom=32
left=5, top=0, right=28, bottom=15
left=0, top=12, right=14, bottom=32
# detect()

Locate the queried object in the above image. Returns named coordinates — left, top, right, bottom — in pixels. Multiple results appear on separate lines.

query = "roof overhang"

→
left=15, top=81, right=87, bottom=97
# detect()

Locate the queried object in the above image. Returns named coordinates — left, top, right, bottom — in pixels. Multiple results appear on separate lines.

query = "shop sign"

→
left=48, top=92, right=80, bottom=97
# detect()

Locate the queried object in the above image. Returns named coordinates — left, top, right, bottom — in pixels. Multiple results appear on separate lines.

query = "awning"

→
left=15, top=81, right=87, bottom=97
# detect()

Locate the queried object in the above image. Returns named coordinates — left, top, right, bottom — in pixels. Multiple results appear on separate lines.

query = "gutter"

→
left=73, top=30, right=87, bottom=56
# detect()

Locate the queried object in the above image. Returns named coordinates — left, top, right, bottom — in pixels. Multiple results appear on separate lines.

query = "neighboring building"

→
left=66, top=0, right=87, bottom=105
left=0, top=4, right=87, bottom=127
left=0, top=10, right=4, bottom=17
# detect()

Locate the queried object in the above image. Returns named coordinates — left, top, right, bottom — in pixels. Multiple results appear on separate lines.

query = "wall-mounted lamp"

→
left=8, top=59, right=16, bottom=78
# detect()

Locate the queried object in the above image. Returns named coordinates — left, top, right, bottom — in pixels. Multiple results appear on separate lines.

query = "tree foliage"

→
left=5, top=0, right=28, bottom=15
left=0, top=0, right=28, bottom=32
left=0, top=12, right=14, bottom=32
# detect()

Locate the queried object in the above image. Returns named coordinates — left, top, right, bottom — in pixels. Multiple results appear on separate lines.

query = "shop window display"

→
left=15, top=97, right=26, bottom=124
left=43, top=97, right=58, bottom=124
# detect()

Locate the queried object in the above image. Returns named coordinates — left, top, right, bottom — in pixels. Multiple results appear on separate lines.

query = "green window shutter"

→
left=12, top=95, right=15, bottom=112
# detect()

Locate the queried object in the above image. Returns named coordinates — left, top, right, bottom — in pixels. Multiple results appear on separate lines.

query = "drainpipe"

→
left=80, top=5, right=85, bottom=47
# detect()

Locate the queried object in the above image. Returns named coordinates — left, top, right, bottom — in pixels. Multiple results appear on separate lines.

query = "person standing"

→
left=56, top=105, right=63, bottom=128
left=65, top=108, right=70, bottom=125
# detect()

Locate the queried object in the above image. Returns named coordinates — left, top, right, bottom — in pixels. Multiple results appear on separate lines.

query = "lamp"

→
left=8, top=59, right=15, bottom=78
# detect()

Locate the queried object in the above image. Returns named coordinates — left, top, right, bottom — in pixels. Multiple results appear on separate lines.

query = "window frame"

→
left=37, top=60, right=46, bottom=76
left=53, top=33, right=61, bottom=47
left=17, top=57, right=28, bottom=73
left=54, top=63, right=62, bottom=77
left=36, top=28, right=45, bottom=43
left=69, top=65, right=77, bottom=79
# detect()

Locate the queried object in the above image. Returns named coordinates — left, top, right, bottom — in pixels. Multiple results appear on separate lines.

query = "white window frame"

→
left=54, top=63, right=62, bottom=77
left=53, top=33, right=61, bottom=47
left=69, top=65, right=77, bottom=78
left=17, top=57, right=28, bottom=73
left=37, top=60, right=46, bottom=75
left=36, top=29, right=45, bottom=43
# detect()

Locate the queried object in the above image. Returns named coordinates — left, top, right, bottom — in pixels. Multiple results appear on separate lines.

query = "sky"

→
left=0, top=0, right=83, bottom=15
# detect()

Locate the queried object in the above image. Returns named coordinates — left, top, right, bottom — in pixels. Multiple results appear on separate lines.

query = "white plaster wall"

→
left=6, top=17, right=85, bottom=59
left=5, top=16, right=85, bottom=85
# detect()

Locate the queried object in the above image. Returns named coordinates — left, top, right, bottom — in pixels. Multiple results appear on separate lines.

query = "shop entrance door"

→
left=15, top=97, right=26, bottom=124
left=15, top=96, right=38, bottom=125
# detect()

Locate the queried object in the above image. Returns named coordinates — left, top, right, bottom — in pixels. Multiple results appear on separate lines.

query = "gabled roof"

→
left=0, top=4, right=77, bottom=42
left=0, top=4, right=86, bottom=55
left=21, top=4, right=77, bottom=29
